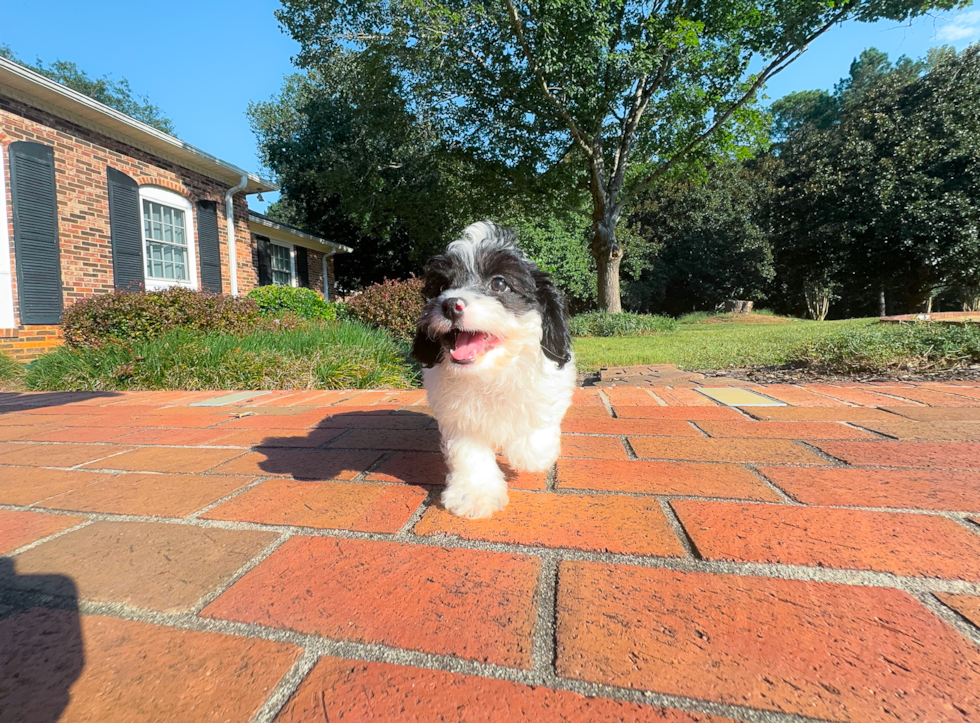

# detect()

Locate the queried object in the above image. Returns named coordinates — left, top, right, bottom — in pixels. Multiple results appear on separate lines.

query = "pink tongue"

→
left=451, top=331, right=488, bottom=361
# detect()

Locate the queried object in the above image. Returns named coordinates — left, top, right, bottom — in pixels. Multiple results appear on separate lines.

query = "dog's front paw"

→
left=441, top=483, right=508, bottom=519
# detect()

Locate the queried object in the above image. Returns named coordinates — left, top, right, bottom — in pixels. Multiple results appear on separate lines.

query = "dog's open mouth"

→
left=449, top=329, right=502, bottom=364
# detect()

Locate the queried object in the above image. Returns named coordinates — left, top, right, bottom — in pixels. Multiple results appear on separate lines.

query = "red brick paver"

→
left=0, top=610, right=300, bottom=723
left=0, top=509, right=83, bottom=554
left=202, top=479, right=427, bottom=532
left=275, top=657, right=724, bottom=723
left=9, top=521, right=276, bottom=612
left=557, top=562, right=980, bottom=722
left=673, top=500, right=980, bottom=580
left=630, top=436, right=828, bottom=464
left=3, top=384, right=980, bottom=721
left=203, top=536, right=540, bottom=667
left=415, top=489, right=685, bottom=555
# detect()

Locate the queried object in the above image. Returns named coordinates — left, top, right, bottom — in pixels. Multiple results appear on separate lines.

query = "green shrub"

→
left=569, top=311, right=678, bottom=337
left=789, top=322, right=980, bottom=373
left=246, top=285, right=336, bottom=320
left=346, top=277, right=425, bottom=340
left=27, top=321, right=418, bottom=391
left=62, top=288, right=261, bottom=349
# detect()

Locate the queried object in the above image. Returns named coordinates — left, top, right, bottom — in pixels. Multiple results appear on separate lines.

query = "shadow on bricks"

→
left=0, top=391, right=121, bottom=415
left=254, top=410, right=442, bottom=482
left=0, top=557, right=85, bottom=723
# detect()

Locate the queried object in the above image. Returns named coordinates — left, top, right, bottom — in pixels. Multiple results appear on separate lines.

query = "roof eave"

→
left=248, top=214, right=353, bottom=254
left=0, top=57, right=277, bottom=194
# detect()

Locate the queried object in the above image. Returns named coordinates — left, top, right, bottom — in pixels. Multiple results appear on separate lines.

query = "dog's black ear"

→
left=533, top=268, right=572, bottom=368
left=411, top=327, right=444, bottom=368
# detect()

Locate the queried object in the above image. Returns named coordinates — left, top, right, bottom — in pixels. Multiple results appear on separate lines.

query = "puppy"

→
left=411, top=222, right=576, bottom=519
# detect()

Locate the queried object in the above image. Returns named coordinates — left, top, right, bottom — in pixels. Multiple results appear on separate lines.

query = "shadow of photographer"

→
left=0, top=557, right=84, bottom=723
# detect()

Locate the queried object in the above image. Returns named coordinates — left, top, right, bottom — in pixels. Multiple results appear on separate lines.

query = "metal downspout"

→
left=225, top=174, right=248, bottom=296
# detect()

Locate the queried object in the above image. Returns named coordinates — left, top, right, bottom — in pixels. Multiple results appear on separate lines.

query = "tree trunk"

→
left=592, top=218, right=623, bottom=313
left=878, top=286, right=887, bottom=317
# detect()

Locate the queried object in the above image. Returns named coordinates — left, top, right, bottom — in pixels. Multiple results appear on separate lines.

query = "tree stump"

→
left=724, top=300, right=754, bottom=314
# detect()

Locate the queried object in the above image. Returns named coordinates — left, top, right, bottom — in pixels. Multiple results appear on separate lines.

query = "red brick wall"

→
left=0, top=93, right=258, bottom=360
left=0, top=326, right=62, bottom=361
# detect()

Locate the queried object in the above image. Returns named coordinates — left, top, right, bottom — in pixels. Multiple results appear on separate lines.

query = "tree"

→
left=275, top=0, right=964, bottom=312
left=769, top=45, right=980, bottom=317
left=627, top=158, right=775, bottom=315
left=0, top=45, right=176, bottom=134
left=250, top=53, right=501, bottom=289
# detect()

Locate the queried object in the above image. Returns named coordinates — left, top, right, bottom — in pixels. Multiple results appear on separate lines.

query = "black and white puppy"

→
left=412, top=222, right=575, bottom=519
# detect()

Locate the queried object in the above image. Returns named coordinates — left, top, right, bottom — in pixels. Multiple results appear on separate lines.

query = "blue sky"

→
left=3, top=1, right=978, bottom=212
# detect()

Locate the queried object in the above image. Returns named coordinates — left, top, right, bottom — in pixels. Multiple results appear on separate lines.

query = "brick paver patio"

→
left=1, top=383, right=980, bottom=722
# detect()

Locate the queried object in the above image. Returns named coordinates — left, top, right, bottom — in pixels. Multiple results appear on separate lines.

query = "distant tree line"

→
left=627, top=44, right=980, bottom=319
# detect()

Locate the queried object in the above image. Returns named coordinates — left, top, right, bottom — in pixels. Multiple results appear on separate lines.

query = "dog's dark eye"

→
left=489, top=277, right=508, bottom=293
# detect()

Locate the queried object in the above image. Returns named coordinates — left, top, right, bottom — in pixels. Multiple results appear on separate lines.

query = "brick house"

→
left=0, top=57, right=350, bottom=360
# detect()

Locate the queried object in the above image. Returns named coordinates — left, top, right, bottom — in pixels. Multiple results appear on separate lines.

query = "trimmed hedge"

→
left=346, top=277, right=425, bottom=340
left=247, top=285, right=337, bottom=320
left=62, top=288, right=261, bottom=349
left=569, top=311, right=678, bottom=337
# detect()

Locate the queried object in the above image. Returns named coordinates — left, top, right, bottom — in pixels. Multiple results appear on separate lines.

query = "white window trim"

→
left=138, top=185, right=198, bottom=291
left=0, top=147, right=15, bottom=328
left=269, top=239, right=297, bottom=287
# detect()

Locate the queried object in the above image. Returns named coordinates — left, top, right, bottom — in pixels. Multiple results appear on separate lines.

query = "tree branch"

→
left=504, top=0, right=594, bottom=158
left=623, top=5, right=855, bottom=205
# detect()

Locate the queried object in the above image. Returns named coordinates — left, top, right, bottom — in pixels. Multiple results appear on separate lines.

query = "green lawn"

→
left=572, top=315, right=876, bottom=371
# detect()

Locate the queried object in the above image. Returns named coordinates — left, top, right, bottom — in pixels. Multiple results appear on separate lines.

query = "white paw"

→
left=504, top=427, right=561, bottom=473
left=441, top=483, right=508, bottom=519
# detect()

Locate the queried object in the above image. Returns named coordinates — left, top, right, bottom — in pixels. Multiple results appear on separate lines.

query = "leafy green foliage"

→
left=789, top=323, right=980, bottom=373
left=626, top=158, right=775, bottom=315
left=249, top=55, right=499, bottom=290
left=504, top=210, right=596, bottom=313
left=569, top=311, right=677, bottom=337
left=346, top=277, right=425, bottom=340
left=27, top=322, right=418, bottom=391
left=62, top=289, right=262, bottom=349
left=768, top=45, right=980, bottom=318
left=247, top=285, right=337, bottom=320
left=1, top=45, right=175, bottom=134
left=275, top=0, right=962, bottom=311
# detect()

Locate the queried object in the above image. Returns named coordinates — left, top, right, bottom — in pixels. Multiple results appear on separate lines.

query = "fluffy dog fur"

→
left=411, top=222, right=576, bottom=519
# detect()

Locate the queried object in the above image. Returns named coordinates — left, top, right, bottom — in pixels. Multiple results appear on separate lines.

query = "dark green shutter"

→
left=295, top=246, right=309, bottom=288
left=196, top=200, right=222, bottom=292
left=9, top=141, right=63, bottom=324
left=106, top=167, right=144, bottom=291
left=256, top=235, right=272, bottom=286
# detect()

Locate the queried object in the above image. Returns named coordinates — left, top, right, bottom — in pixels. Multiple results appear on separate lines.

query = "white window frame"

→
left=268, top=240, right=297, bottom=287
left=0, top=146, right=15, bottom=328
left=138, top=186, right=198, bottom=291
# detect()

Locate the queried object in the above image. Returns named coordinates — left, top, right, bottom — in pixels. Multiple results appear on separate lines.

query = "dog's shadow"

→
left=254, top=410, right=442, bottom=483
left=0, top=557, right=85, bottom=723
left=251, top=410, right=532, bottom=491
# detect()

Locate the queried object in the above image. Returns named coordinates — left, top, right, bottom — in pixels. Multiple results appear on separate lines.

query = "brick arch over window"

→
left=131, top=176, right=191, bottom=197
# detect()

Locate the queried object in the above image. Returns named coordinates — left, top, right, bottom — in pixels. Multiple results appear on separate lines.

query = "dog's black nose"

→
left=442, top=297, right=466, bottom=321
